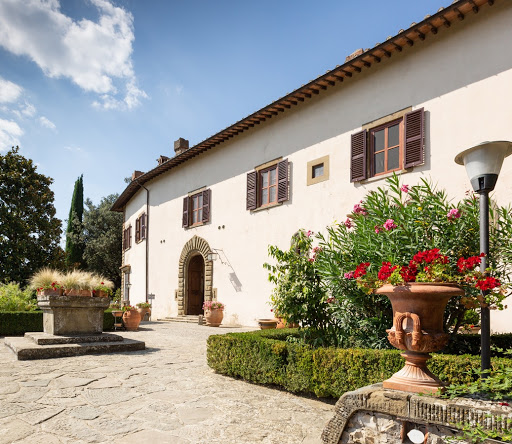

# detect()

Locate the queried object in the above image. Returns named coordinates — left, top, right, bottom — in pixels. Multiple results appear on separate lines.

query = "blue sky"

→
left=0, top=0, right=449, bottom=229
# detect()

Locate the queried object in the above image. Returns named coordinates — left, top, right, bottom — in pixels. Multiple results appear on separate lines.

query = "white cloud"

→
left=0, top=0, right=146, bottom=110
left=0, top=77, right=23, bottom=103
left=0, top=119, right=23, bottom=151
left=13, top=102, right=37, bottom=119
left=39, top=116, right=56, bottom=130
left=63, top=145, right=83, bottom=153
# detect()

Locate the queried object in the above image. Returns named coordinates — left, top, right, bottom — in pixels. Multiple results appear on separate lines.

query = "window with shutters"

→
left=123, top=226, right=132, bottom=251
left=350, top=108, right=425, bottom=182
left=135, top=212, right=146, bottom=243
left=182, top=188, right=211, bottom=228
left=246, top=158, right=289, bottom=211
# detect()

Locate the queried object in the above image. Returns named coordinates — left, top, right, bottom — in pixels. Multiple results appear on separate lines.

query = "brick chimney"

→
left=174, top=138, right=189, bottom=156
left=131, top=170, right=144, bottom=181
left=157, top=155, right=170, bottom=165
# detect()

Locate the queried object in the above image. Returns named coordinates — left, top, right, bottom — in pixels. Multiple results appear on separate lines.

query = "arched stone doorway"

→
left=186, top=254, right=204, bottom=315
left=177, top=236, right=213, bottom=316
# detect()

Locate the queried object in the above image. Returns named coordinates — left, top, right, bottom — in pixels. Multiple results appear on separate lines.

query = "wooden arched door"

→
left=186, top=254, right=204, bottom=315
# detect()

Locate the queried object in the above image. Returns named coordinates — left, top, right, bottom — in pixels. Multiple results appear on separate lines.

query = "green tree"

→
left=65, top=174, right=84, bottom=268
left=0, top=147, right=63, bottom=285
left=79, top=194, right=123, bottom=289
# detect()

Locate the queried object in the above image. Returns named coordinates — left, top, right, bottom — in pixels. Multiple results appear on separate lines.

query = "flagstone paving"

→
left=0, top=322, right=334, bottom=444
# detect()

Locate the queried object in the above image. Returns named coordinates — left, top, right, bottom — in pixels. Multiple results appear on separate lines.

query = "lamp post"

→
left=455, top=141, right=512, bottom=373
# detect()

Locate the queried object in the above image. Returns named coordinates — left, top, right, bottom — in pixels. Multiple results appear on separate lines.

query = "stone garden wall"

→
left=322, top=384, right=511, bottom=444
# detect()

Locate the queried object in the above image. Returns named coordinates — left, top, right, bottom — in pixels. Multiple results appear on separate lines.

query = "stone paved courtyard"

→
left=0, top=322, right=333, bottom=444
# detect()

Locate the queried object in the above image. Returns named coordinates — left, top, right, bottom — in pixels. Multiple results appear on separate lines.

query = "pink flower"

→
left=401, top=184, right=409, bottom=193
left=344, top=218, right=352, bottom=229
left=447, top=208, right=461, bottom=220
left=326, top=297, right=335, bottom=303
left=344, top=271, right=354, bottom=279
left=383, top=219, right=397, bottom=231
left=353, top=201, right=368, bottom=216
left=374, top=226, right=380, bottom=234
left=308, top=258, right=315, bottom=262
left=306, top=230, right=313, bottom=237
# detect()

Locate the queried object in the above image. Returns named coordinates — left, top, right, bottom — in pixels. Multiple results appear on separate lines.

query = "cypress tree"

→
left=65, top=174, right=84, bottom=268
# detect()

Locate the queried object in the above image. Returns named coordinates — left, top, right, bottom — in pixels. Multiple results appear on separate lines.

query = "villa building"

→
left=112, top=0, right=512, bottom=330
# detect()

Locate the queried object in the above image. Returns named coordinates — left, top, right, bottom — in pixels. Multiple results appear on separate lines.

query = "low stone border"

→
left=322, top=383, right=512, bottom=443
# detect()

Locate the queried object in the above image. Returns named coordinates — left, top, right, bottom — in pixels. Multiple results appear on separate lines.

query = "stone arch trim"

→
left=177, top=235, right=213, bottom=315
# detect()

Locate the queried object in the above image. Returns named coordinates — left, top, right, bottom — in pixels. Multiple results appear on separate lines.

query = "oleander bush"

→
left=207, top=329, right=512, bottom=398
left=0, top=309, right=115, bottom=336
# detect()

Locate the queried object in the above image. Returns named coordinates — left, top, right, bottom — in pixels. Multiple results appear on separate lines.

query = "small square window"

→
left=307, top=155, right=329, bottom=186
left=312, top=163, right=324, bottom=178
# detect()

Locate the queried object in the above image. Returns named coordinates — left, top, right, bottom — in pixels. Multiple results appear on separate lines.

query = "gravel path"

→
left=0, top=322, right=333, bottom=444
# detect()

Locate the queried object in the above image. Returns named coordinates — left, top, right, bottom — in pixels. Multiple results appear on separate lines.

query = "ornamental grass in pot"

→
left=30, top=268, right=64, bottom=296
left=349, top=248, right=508, bottom=393
left=203, top=301, right=225, bottom=327
left=136, top=302, right=151, bottom=320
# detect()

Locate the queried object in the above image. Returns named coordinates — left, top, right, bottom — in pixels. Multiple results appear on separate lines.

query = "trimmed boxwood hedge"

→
left=206, top=329, right=512, bottom=398
left=0, top=310, right=115, bottom=336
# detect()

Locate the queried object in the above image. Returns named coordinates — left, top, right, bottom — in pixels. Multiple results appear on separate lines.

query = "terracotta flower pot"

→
left=376, top=283, right=464, bottom=394
left=258, top=318, right=277, bottom=330
left=275, top=317, right=287, bottom=329
left=137, top=308, right=150, bottom=321
left=37, top=288, right=62, bottom=297
left=123, top=310, right=141, bottom=331
left=205, top=308, right=223, bottom=327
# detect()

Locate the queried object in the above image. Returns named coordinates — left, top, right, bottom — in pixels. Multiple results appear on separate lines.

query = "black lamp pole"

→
left=478, top=189, right=490, bottom=374
left=455, top=141, right=512, bottom=376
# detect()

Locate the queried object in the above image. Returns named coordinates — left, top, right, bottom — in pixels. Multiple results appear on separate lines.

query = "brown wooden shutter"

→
left=141, top=213, right=146, bottom=240
left=246, top=171, right=257, bottom=210
left=277, top=159, right=289, bottom=203
left=122, top=229, right=126, bottom=250
left=202, top=189, right=211, bottom=223
left=135, top=217, right=140, bottom=242
left=404, top=108, right=425, bottom=168
left=182, top=196, right=190, bottom=228
left=128, top=226, right=132, bottom=248
left=350, top=130, right=367, bottom=182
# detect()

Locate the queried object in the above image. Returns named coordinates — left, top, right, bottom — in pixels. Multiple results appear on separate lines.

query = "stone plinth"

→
left=322, top=384, right=512, bottom=443
left=4, top=332, right=145, bottom=360
left=37, top=295, right=110, bottom=335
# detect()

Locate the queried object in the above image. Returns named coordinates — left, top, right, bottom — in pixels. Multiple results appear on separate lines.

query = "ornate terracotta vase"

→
left=205, top=308, right=223, bottom=327
left=376, top=283, right=464, bottom=394
left=122, top=310, right=141, bottom=331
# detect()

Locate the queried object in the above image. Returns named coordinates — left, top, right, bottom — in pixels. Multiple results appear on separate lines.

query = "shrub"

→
left=0, top=282, right=37, bottom=311
left=0, top=309, right=115, bottom=336
left=207, top=330, right=512, bottom=398
left=264, top=231, right=338, bottom=346
left=315, top=174, right=512, bottom=348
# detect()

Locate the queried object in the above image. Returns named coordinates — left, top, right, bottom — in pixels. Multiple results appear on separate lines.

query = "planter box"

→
left=37, top=295, right=110, bottom=335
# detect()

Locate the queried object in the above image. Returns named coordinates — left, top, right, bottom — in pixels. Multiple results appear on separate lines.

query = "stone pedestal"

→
left=37, top=295, right=110, bottom=335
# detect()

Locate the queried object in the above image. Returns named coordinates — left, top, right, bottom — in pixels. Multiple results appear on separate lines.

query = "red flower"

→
left=412, top=249, right=448, bottom=265
left=400, top=265, right=417, bottom=282
left=353, top=262, right=370, bottom=278
left=378, top=262, right=398, bottom=280
left=457, top=254, right=483, bottom=273
left=475, top=276, right=501, bottom=291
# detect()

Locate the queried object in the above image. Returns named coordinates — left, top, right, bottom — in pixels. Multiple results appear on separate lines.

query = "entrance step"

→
left=158, top=315, right=203, bottom=325
left=4, top=332, right=145, bottom=361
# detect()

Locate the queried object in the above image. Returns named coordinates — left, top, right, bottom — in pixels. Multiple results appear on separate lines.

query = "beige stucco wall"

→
left=123, top=1, right=512, bottom=330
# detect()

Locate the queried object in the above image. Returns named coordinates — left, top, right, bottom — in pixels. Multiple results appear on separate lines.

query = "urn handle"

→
left=394, top=311, right=422, bottom=348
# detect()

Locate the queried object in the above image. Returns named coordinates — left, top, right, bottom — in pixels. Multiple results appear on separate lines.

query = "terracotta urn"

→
left=258, top=318, right=278, bottom=330
left=137, top=308, right=151, bottom=321
left=122, top=310, right=142, bottom=331
left=205, top=308, right=223, bottom=327
left=376, top=283, right=464, bottom=394
left=275, top=317, right=286, bottom=329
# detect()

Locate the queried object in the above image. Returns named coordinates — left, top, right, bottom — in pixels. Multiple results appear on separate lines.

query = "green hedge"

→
left=443, top=333, right=512, bottom=357
left=207, top=329, right=512, bottom=398
left=0, top=310, right=115, bottom=336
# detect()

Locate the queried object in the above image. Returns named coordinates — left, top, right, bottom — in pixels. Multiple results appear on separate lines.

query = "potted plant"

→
left=122, top=305, right=141, bottom=331
left=350, top=248, right=507, bottom=393
left=90, top=275, right=113, bottom=298
left=203, top=300, right=225, bottom=327
left=29, top=268, right=64, bottom=296
left=136, top=302, right=151, bottom=321
left=61, top=270, right=85, bottom=296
